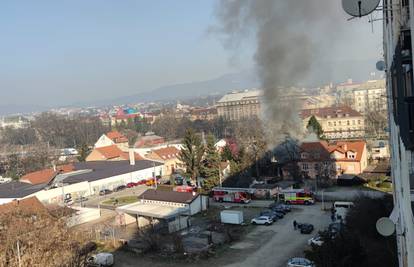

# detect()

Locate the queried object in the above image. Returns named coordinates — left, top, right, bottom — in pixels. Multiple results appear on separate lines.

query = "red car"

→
left=126, top=182, right=138, bottom=188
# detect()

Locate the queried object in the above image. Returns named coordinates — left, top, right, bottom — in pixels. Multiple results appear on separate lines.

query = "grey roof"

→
left=0, top=182, right=47, bottom=198
left=63, top=160, right=163, bottom=184
left=217, top=90, right=262, bottom=103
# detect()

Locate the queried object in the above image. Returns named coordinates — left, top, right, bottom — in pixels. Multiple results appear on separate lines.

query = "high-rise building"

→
left=383, top=0, right=414, bottom=266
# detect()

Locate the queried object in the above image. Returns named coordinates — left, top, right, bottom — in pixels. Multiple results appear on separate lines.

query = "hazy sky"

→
left=0, top=0, right=382, bottom=107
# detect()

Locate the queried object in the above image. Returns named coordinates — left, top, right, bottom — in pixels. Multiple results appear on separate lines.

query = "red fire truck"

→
left=279, top=189, right=314, bottom=205
left=212, top=187, right=255, bottom=204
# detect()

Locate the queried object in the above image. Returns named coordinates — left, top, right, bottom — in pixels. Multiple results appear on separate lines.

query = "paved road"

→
left=82, top=186, right=149, bottom=208
left=223, top=203, right=331, bottom=267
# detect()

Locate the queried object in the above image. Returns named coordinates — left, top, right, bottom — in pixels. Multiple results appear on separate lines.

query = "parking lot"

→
left=114, top=202, right=331, bottom=267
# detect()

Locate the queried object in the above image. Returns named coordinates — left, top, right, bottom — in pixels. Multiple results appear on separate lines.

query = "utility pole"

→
left=17, top=240, right=21, bottom=267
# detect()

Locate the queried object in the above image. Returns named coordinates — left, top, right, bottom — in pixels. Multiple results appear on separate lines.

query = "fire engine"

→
left=279, top=189, right=314, bottom=205
left=212, top=187, right=255, bottom=204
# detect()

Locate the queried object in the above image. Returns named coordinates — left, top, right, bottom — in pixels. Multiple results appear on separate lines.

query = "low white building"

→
left=116, top=189, right=208, bottom=233
left=0, top=160, right=163, bottom=205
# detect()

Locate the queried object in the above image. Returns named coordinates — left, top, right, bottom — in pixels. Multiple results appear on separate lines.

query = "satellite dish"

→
left=342, top=0, right=380, bottom=17
left=376, top=217, right=395, bottom=237
left=376, top=60, right=386, bottom=71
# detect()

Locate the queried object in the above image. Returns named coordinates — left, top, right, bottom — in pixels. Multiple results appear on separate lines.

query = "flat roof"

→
left=139, top=189, right=199, bottom=204
left=63, top=160, right=163, bottom=184
left=117, top=202, right=188, bottom=219
left=0, top=182, right=47, bottom=198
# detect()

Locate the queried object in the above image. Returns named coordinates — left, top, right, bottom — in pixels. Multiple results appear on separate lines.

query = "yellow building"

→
left=301, top=106, right=365, bottom=139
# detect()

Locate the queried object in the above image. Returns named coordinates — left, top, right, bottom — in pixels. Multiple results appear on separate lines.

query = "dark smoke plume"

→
left=212, top=0, right=346, bottom=146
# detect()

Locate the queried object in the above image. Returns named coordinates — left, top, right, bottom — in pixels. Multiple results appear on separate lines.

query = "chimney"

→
left=53, top=164, right=57, bottom=172
left=342, top=144, right=348, bottom=151
left=129, top=148, right=135, bottom=166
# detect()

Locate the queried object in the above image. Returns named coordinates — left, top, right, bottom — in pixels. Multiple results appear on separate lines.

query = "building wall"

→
left=303, top=115, right=365, bottom=139
left=189, top=195, right=208, bottom=215
left=384, top=0, right=414, bottom=266
left=217, top=98, right=261, bottom=121
left=94, top=135, right=115, bottom=148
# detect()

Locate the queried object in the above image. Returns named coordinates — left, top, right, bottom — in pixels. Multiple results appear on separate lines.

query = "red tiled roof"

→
left=94, top=145, right=144, bottom=161
left=152, top=147, right=181, bottom=160
left=95, top=145, right=125, bottom=160
left=300, top=106, right=361, bottom=119
left=106, top=131, right=128, bottom=143
left=300, top=140, right=366, bottom=162
left=20, top=164, right=74, bottom=185
left=0, top=197, right=47, bottom=214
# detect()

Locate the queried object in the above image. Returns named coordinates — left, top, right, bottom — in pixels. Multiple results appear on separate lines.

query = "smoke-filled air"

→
left=212, top=0, right=348, bottom=146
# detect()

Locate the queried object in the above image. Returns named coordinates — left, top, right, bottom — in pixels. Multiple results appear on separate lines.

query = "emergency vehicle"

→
left=279, top=189, right=314, bottom=205
left=212, top=187, right=255, bottom=204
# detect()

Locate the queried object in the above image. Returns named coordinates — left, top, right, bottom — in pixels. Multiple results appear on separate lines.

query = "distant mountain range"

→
left=0, top=59, right=381, bottom=116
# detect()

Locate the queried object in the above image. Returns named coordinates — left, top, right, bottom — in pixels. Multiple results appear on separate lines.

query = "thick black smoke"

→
left=212, top=0, right=347, bottom=145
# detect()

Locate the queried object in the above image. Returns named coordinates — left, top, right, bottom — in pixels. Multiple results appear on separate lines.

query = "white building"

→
left=116, top=189, right=208, bottom=233
left=0, top=160, right=163, bottom=205
left=383, top=0, right=414, bottom=266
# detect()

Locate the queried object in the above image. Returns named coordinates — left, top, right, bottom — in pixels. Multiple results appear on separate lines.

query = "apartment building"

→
left=216, top=90, right=262, bottom=121
left=383, top=0, right=414, bottom=266
left=301, top=106, right=365, bottom=139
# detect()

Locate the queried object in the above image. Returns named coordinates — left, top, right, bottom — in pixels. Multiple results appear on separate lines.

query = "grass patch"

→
left=101, top=196, right=138, bottom=206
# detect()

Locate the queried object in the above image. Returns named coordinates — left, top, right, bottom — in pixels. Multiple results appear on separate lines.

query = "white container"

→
left=220, top=210, right=244, bottom=225
left=89, top=253, right=114, bottom=267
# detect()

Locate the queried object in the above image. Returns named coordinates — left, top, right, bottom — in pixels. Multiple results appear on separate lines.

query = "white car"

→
left=251, top=216, right=273, bottom=225
left=308, top=235, right=324, bottom=246
left=87, top=253, right=114, bottom=267
left=287, top=257, right=315, bottom=267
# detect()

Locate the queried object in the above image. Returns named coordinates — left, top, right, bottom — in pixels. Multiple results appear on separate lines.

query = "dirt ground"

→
left=113, top=203, right=331, bottom=267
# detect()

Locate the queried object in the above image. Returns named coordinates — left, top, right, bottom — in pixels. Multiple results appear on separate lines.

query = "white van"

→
left=333, top=201, right=354, bottom=222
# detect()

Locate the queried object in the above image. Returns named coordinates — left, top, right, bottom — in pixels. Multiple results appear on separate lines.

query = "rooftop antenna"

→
left=342, top=0, right=380, bottom=18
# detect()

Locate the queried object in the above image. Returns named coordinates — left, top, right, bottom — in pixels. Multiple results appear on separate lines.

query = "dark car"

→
left=114, top=185, right=126, bottom=192
left=99, top=189, right=112, bottom=196
left=278, top=204, right=291, bottom=212
left=259, top=211, right=278, bottom=222
left=74, top=196, right=88, bottom=203
left=271, top=206, right=287, bottom=215
left=298, top=223, right=314, bottom=234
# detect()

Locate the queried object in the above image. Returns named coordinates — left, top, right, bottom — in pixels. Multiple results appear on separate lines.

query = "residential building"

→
left=134, top=132, right=165, bottom=148
left=298, top=140, right=368, bottom=179
left=0, top=160, right=163, bottom=205
left=302, top=94, right=336, bottom=109
left=351, top=80, right=387, bottom=114
left=383, top=0, right=414, bottom=265
left=189, top=107, right=218, bottom=121
left=20, top=164, right=75, bottom=185
left=145, top=146, right=183, bottom=177
left=301, top=106, right=365, bottom=139
left=0, top=116, right=30, bottom=129
left=86, top=145, right=144, bottom=162
left=216, top=90, right=263, bottom=121
left=110, top=108, right=141, bottom=126
left=94, top=131, right=129, bottom=151
left=116, top=189, right=208, bottom=233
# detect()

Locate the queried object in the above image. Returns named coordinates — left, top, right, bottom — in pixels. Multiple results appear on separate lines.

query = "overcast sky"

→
left=0, top=0, right=382, bottom=107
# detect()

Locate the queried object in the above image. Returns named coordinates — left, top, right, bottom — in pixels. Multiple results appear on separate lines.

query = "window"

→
left=302, top=163, right=309, bottom=170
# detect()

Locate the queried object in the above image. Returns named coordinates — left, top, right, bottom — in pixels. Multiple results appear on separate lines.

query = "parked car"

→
left=114, top=185, right=126, bottom=192
left=287, top=257, right=315, bottom=267
left=251, top=216, right=273, bottom=225
left=308, top=235, right=324, bottom=246
left=278, top=204, right=291, bottom=212
left=126, top=182, right=138, bottom=188
left=271, top=206, right=287, bottom=215
left=99, top=189, right=112, bottom=196
left=298, top=223, right=314, bottom=234
left=87, top=252, right=114, bottom=267
left=259, top=211, right=278, bottom=222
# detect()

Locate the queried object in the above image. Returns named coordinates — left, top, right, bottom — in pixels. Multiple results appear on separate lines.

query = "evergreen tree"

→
left=221, top=144, right=234, bottom=161
left=200, top=134, right=221, bottom=191
left=77, top=143, right=90, bottom=162
left=178, top=128, right=204, bottom=181
left=307, top=115, right=324, bottom=138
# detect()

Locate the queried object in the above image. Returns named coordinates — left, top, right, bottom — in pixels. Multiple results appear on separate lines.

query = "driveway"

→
left=114, top=203, right=331, bottom=267
left=222, top=203, right=330, bottom=267
left=81, top=185, right=149, bottom=208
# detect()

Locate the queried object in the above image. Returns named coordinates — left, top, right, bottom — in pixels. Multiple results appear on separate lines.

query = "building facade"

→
left=301, top=106, right=365, bottom=139
left=216, top=90, right=262, bottom=121
left=383, top=0, right=414, bottom=266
